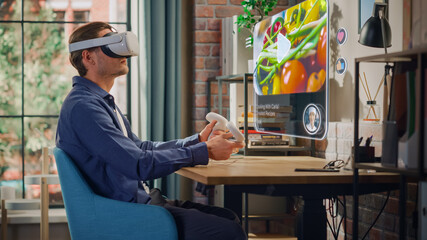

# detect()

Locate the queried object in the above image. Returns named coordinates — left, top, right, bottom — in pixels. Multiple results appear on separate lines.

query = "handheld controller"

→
left=206, top=112, right=245, bottom=143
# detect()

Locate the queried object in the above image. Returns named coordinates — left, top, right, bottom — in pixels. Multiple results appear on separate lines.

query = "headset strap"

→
left=69, top=34, right=122, bottom=52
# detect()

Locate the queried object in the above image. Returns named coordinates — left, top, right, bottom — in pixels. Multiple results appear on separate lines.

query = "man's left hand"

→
left=199, top=120, right=218, bottom=142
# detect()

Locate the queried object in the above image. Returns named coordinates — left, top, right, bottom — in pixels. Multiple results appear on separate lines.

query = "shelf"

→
left=355, top=163, right=427, bottom=177
left=214, top=74, right=254, bottom=82
left=355, top=47, right=427, bottom=63
left=247, top=146, right=310, bottom=151
left=209, top=73, right=313, bottom=156
left=354, top=46, right=427, bottom=239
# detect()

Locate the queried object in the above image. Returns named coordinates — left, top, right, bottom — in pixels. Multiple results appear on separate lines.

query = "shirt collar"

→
left=72, top=76, right=111, bottom=99
left=72, top=76, right=116, bottom=109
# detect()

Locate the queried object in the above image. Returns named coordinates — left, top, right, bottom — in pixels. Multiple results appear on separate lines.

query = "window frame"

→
left=0, top=0, right=132, bottom=199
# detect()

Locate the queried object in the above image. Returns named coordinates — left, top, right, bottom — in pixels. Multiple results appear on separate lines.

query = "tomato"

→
left=306, top=69, right=326, bottom=92
left=317, top=26, right=327, bottom=67
left=301, top=55, right=320, bottom=73
left=280, top=60, right=307, bottom=94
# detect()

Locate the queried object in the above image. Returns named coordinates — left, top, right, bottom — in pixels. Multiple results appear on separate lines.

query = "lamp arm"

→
left=379, top=9, right=388, bottom=56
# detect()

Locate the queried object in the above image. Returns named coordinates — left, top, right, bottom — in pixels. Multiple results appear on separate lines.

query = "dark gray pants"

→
left=149, top=188, right=247, bottom=240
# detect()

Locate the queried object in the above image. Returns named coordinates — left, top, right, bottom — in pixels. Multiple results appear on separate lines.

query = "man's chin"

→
left=114, top=67, right=129, bottom=77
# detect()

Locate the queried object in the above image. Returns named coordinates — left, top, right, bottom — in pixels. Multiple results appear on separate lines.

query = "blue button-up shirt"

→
left=56, top=76, right=209, bottom=204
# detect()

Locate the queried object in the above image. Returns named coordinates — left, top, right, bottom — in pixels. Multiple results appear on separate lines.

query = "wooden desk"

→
left=176, top=156, right=400, bottom=239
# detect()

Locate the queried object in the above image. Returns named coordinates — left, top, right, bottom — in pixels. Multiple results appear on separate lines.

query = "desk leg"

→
left=223, top=186, right=242, bottom=223
left=299, top=197, right=326, bottom=240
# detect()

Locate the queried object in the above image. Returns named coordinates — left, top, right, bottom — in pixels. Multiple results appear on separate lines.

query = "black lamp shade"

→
left=359, top=3, right=392, bottom=48
left=359, top=17, right=392, bottom=48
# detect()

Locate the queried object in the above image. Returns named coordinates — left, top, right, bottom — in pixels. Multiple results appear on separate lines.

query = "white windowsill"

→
left=0, top=208, right=67, bottom=224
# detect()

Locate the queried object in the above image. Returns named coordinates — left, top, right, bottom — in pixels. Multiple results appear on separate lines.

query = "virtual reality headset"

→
left=69, top=31, right=139, bottom=58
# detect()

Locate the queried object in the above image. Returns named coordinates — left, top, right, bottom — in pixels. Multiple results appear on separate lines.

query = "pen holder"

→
left=352, top=146, right=375, bottom=163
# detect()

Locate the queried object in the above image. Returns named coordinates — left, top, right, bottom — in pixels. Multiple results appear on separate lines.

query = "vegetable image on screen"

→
left=252, top=0, right=329, bottom=140
left=253, top=0, right=327, bottom=95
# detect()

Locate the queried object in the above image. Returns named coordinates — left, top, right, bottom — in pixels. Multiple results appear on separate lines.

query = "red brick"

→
left=195, top=70, right=218, bottom=82
left=195, top=82, right=207, bottom=95
left=211, top=44, right=220, bottom=56
left=215, top=6, right=244, bottom=18
left=195, top=95, right=207, bottom=107
left=384, top=197, right=399, bottom=215
left=194, top=19, right=207, bottom=30
left=195, top=6, right=214, bottom=17
left=207, top=19, right=221, bottom=30
left=205, top=57, right=220, bottom=69
left=209, top=82, right=228, bottom=95
left=269, top=7, right=287, bottom=16
left=368, top=227, right=381, bottom=240
left=278, top=0, right=289, bottom=6
left=194, top=108, right=208, bottom=120
left=194, top=44, right=211, bottom=56
left=207, top=0, right=226, bottom=4
left=195, top=31, right=221, bottom=43
left=222, top=95, right=230, bottom=107
left=230, top=0, right=241, bottom=5
left=383, top=232, right=399, bottom=240
left=194, top=57, right=205, bottom=69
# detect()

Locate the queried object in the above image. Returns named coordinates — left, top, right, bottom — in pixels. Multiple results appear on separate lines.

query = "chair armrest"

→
left=93, top=195, right=178, bottom=239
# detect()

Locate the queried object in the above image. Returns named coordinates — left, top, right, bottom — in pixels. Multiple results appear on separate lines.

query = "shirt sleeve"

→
left=70, top=100, right=209, bottom=181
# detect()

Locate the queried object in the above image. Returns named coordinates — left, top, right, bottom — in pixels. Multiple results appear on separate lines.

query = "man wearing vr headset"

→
left=56, top=22, right=246, bottom=240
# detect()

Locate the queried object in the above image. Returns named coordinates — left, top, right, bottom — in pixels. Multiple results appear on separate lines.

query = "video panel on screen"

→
left=253, top=0, right=328, bottom=139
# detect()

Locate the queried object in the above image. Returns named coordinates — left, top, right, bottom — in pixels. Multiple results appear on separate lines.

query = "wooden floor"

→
left=248, top=233, right=298, bottom=240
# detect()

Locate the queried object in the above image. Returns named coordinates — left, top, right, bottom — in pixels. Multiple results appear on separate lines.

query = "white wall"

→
left=328, top=0, right=403, bottom=122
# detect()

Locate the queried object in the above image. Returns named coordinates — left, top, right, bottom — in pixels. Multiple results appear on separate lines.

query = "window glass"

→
left=0, top=0, right=131, bottom=201
left=0, top=23, right=22, bottom=116
left=24, top=117, right=61, bottom=205
left=24, top=0, right=127, bottom=22
left=0, top=117, right=23, bottom=197
left=23, top=23, right=73, bottom=115
left=0, top=0, right=21, bottom=21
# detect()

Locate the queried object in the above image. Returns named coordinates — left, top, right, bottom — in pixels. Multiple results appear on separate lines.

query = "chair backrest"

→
left=54, top=147, right=178, bottom=240
left=54, top=148, right=101, bottom=238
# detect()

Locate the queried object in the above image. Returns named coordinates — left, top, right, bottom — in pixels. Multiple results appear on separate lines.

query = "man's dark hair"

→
left=69, top=22, right=113, bottom=76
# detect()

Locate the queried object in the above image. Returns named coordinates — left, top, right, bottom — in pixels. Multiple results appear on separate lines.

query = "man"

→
left=56, top=22, right=246, bottom=240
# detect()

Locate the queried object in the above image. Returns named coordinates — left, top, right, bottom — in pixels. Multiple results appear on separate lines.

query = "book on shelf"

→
left=403, top=0, right=412, bottom=50
left=389, top=62, right=420, bottom=169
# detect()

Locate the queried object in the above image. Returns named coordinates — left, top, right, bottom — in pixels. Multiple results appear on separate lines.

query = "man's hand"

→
left=205, top=132, right=245, bottom=160
left=199, top=120, right=219, bottom=142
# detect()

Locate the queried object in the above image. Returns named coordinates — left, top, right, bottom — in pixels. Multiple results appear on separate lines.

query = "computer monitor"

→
left=252, top=0, right=329, bottom=140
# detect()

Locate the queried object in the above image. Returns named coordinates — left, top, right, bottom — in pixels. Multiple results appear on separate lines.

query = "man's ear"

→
left=82, top=49, right=95, bottom=66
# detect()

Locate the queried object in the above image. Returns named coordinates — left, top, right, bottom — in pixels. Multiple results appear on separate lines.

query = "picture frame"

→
left=359, top=0, right=389, bottom=33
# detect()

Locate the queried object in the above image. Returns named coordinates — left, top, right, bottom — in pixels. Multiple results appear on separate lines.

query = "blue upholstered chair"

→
left=54, top=147, right=178, bottom=240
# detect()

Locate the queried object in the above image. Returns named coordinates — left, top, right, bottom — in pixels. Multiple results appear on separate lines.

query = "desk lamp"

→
left=358, top=3, right=392, bottom=121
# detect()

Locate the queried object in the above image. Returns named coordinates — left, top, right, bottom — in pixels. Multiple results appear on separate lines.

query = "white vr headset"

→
left=68, top=31, right=139, bottom=58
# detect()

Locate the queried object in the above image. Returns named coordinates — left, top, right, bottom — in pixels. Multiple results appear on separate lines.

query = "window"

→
left=0, top=0, right=130, bottom=205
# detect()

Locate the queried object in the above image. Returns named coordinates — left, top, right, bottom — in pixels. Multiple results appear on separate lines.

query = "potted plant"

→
left=235, top=0, right=279, bottom=48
